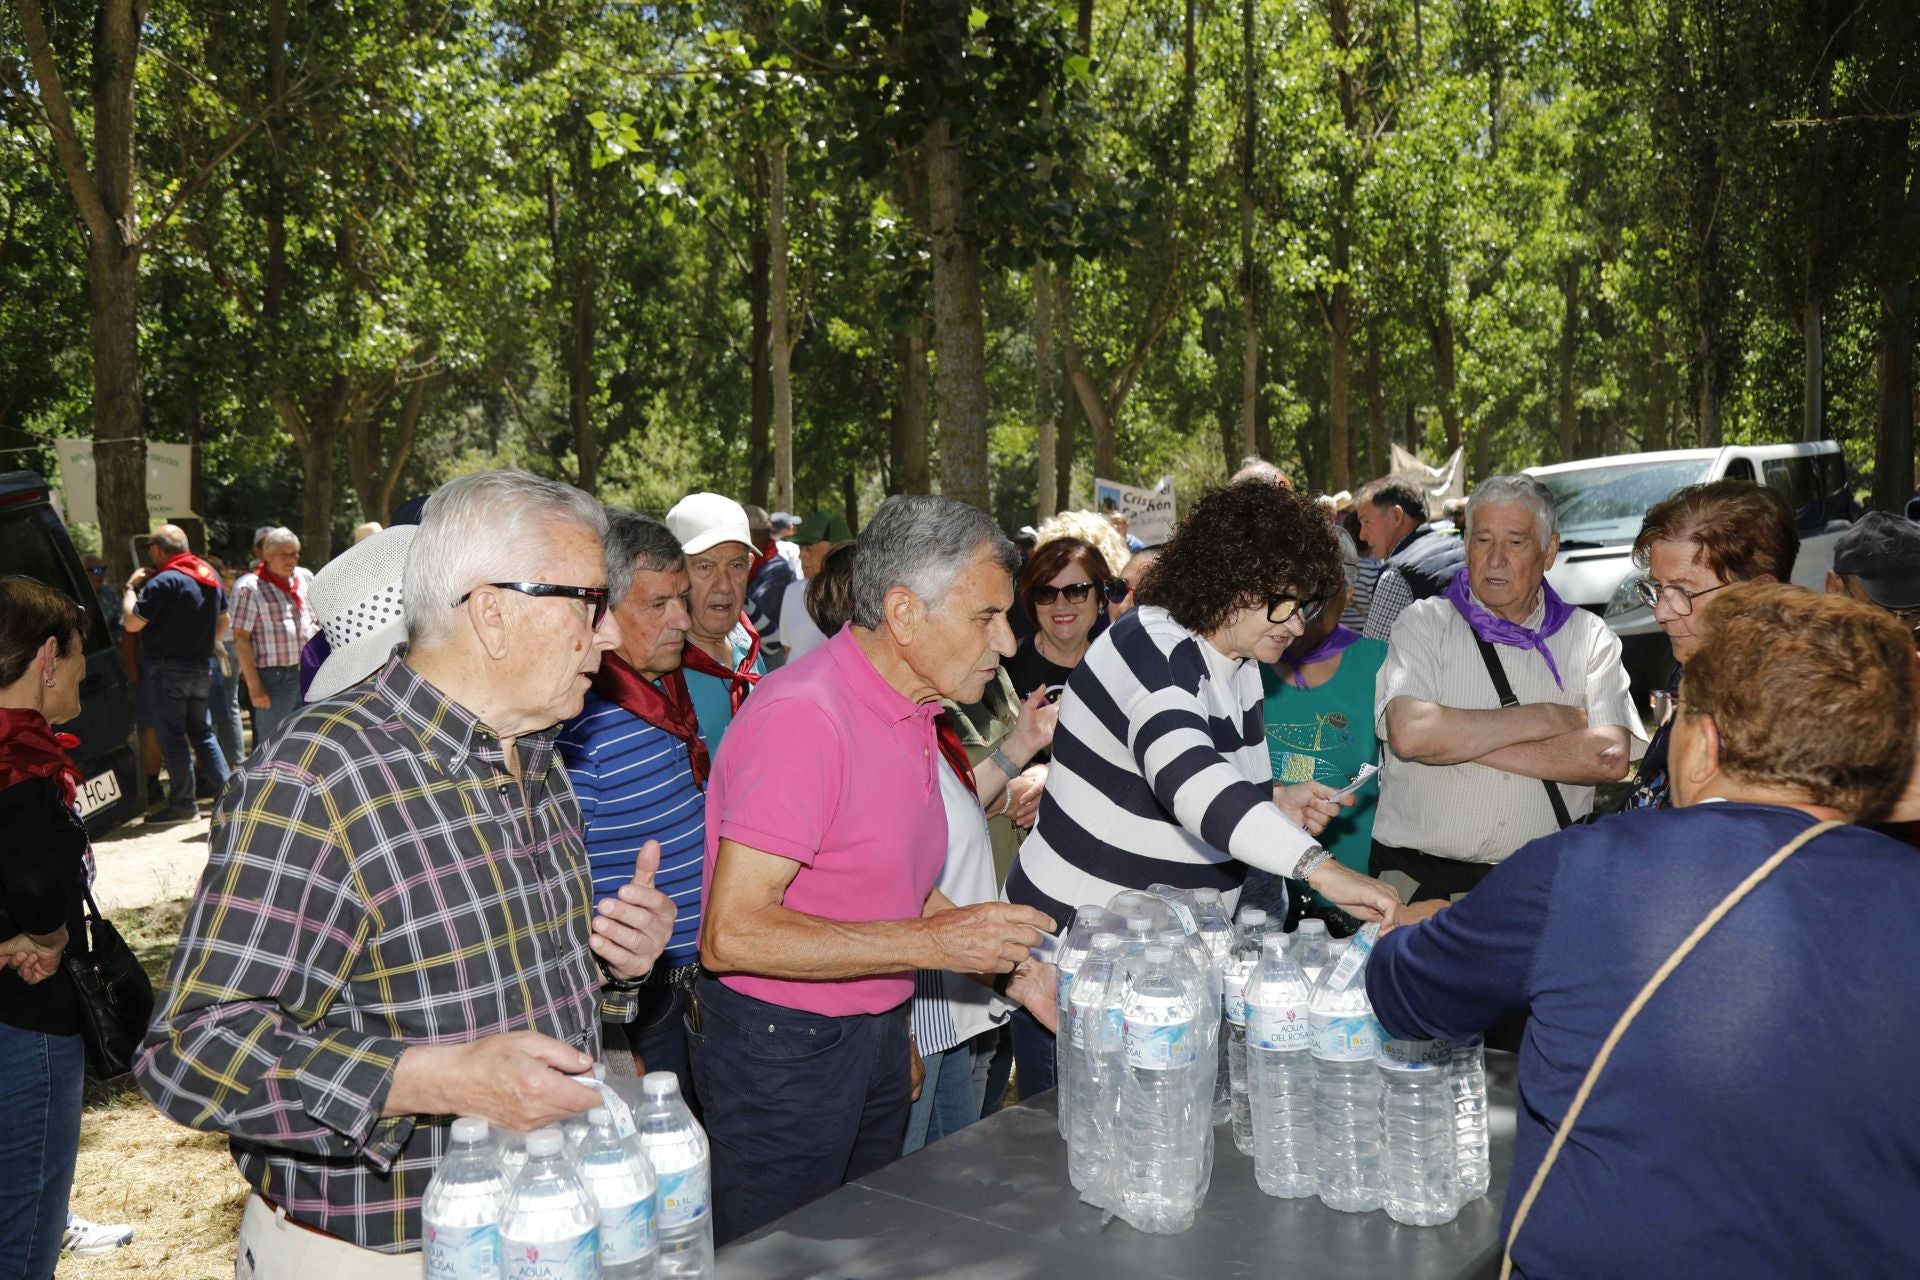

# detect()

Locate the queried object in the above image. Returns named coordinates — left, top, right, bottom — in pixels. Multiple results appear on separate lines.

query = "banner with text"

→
left=54, top=440, right=196, bottom=524
left=1093, top=475, right=1177, bottom=546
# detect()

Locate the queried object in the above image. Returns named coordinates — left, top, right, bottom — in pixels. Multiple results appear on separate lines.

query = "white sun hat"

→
left=305, top=524, right=416, bottom=703
left=666, top=491, right=754, bottom=557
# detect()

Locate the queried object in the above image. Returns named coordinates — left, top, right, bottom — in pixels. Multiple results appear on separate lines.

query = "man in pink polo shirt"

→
left=694, top=495, right=1058, bottom=1243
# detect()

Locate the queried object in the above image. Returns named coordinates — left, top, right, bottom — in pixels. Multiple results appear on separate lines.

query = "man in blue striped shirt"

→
left=558, top=511, right=710, bottom=1110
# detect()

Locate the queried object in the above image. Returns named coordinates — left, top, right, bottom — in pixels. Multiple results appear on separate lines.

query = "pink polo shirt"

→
left=701, top=625, right=948, bottom=1016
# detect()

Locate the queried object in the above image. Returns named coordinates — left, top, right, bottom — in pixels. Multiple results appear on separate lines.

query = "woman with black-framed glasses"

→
left=1615, top=479, right=1798, bottom=812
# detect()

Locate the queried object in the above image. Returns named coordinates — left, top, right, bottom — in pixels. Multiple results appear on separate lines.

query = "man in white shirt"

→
left=1373, top=474, right=1643, bottom=902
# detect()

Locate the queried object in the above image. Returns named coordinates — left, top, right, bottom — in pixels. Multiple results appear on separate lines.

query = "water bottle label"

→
left=1166, top=902, right=1197, bottom=934
left=1378, top=1038, right=1450, bottom=1070
left=425, top=1222, right=499, bottom=1280
left=1222, top=972, right=1249, bottom=1026
left=500, top=1229, right=599, bottom=1280
left=1310, top=1011, right=1381, bottom=1061
left=1057, top=966, right=1077, bottom=1015
left=1248, top=1001, right=1310, bottom=1051
left=599, top=1195, right=657, bottom=1263
left=1124, top=1015, right=1195, bottom=1070
left=569, top=1074, right=637, bottom=1139
left=656, top=1166, right=710, bottom=1229
left=1322, top=922, right=1379, bottom=992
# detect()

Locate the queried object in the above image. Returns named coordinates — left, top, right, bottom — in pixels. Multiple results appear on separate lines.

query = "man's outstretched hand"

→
left=591, top=839, right=677, bottom=982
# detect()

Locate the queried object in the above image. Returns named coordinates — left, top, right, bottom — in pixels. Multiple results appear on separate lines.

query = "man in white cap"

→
left=665, top=492, right=765, bottom=754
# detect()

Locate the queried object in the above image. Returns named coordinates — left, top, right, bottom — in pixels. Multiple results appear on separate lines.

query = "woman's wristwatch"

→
left=1293, top=846, right=1333, bottom=881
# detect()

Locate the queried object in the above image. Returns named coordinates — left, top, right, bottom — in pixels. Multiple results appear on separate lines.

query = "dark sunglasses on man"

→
left=1030, top=580, right=1096, bottom=607
left=1102, top=579, right=1133, bottom=606
left=455, top=581, right=610, bottom=629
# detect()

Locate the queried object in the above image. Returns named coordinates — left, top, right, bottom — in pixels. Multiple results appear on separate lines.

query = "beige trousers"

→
left=234, top=1194, right=421, bottom=1280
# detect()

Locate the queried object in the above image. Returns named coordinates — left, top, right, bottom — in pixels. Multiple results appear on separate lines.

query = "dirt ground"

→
left=59, top=898, right=248, bottom=1279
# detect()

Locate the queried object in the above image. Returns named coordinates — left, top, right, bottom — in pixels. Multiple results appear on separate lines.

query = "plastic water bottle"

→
left=563, top=1064, right=609, bottom=1154
left=1245, top=935, right=1317, bottom=1198
left=1450, top=1036, right=1491, bottom=1204
left=1223, top=908, right=1268, bottom=1155
left=499, top=1129, right=599, bottom=1280
left=495, top=1127, right=529, bottom=1180
left=1378, top=1038, right=1459, bottom=1225
left=1191, top=889, right=1236, bottom=1124
left=423, top=1117, right=510, bottom=1280
left=1055, top=905, right=1113, bottom=1140
left=1066, top=933, right=1128, bottom=1196
left=1309, top=926, right=1383, bottom=1213
left=576, top=1107, right=659, bottom=1279
left=635, top=1072, right=713, bottom=1278
left=1294, top=919, right=1330, bottom=986
left=1118, top=944, right=1203, bottom=1233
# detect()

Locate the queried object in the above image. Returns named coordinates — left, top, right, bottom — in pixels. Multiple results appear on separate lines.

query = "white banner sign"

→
left=1093, top=475, right=1177, bottom=546
left=54, top=439, right=195, bottom=524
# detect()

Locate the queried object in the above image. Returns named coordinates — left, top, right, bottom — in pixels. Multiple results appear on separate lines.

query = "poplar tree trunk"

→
left=924, top=111, right=990, bottom=511
left=768, top=140, right=795, bottom=513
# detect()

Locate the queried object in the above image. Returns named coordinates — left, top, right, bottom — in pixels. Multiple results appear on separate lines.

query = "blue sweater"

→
left=1368, top=804, right=1920, bottom=1279
left=557, top=690, right=707, bottom=969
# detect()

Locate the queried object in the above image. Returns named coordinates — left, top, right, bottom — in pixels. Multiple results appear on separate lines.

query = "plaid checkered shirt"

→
left=229, top=568, right=318, bottom=667
left=134, top=652, right=638, bottom=1253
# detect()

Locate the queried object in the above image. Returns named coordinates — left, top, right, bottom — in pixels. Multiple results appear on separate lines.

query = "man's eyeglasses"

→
left=456, top=582, right=610, bottom=629
left=1102, top=579, right=1133, bottom=605
left=1631, top=577, right=1729, bottom=617
left=1266, top=595, right=1327, bottom=626
left=1031, top=581, right=1095, bottom=607
left=87, top=565, right=107, bottom=578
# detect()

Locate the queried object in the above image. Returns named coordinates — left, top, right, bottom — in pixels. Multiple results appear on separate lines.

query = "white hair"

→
left=261, top=526, right=300, bottom=552
left=404, top=469, right=609, bottom=643
left=1466, top=474, right=1558, bottom=550
left=851, top=496, right=1019, bottom=629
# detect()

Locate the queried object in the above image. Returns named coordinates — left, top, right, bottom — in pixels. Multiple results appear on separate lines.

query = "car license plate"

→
left=76, top=769, right=122, bottom=818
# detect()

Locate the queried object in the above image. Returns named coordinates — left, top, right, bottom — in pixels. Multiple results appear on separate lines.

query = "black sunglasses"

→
left=456, top=582, right=610, bottom=629
left=1266, top=595, right=1328, bottom=626
left=1031, top=581, right=1095, bottom=607
left=1102, top=579, right=1132, bottom=605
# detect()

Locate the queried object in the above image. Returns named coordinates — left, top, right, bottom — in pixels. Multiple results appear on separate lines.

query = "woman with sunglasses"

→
left=1001, top=482, right=1401, bottom=1100
left=1006, top=538, right=1111, bottom=710
left=1615, top=480, right=1798, bottom=811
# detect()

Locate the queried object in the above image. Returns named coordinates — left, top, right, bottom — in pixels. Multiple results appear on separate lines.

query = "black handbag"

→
left=62, top=886, right=155, bottom=1078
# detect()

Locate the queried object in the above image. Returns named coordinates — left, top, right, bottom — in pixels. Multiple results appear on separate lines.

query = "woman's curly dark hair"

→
left=1136, top=482, right=1344, bottom=636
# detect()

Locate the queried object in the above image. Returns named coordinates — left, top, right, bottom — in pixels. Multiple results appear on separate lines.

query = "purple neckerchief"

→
left=1443, top=566, right=1576, bottom=689
left=1280, top=625, right=1362, bottom=688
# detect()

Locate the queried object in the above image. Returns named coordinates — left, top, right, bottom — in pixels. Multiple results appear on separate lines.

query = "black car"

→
left=0, top=470, right=143, bottom=837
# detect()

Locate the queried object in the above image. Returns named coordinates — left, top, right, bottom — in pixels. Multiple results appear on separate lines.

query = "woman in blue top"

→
left=1368, top=584, right=1920, bottom=1279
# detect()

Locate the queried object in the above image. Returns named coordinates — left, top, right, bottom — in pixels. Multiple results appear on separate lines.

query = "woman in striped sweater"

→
left=1004, top=479, right=1402, bottom=1097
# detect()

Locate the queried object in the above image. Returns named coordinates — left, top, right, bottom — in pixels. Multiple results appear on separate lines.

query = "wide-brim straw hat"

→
left=306, top=524, right=415, bottom=703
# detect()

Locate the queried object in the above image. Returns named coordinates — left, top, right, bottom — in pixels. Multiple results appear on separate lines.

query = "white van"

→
left=1524, top=441, right=1855, bottom=649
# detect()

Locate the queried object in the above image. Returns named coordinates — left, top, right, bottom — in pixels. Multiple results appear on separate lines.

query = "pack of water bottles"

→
left=1055, top=898, right=1491, bottom=1235
left=422, top=1069, right=715, bottom=1279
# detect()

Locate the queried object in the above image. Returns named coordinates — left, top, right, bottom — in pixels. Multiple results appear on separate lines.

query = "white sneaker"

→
left=63, top=1214, right=134, bottom=1254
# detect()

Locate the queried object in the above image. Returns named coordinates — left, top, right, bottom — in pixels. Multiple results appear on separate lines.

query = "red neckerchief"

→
left=0, top=707, right=82, bottom=809
left=748, top=537, right=778, bottom=579
left=589, top=652, right=711, bottom=788
left=680, top=615, right=763, bottom=714
left=160, top=552, right=221, bottom=590
left=254, top=561, right=305, bottom=612
left=934, top=710, right=978, bottom=797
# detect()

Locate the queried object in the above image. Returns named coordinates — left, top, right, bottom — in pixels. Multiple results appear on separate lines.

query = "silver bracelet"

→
left=988, top=746, right=1019, bottom=778
left=1293, top=846, right=1332, bottom=881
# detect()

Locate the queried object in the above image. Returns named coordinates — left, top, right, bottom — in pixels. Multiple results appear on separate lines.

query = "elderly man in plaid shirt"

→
left=134, top=471, right=677, bottom=1277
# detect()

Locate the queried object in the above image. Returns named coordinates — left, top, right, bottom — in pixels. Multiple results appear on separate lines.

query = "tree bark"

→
left=768, top=140, right=795, bottom=513
left=1033, top=259, right=1058, bottom=519
left=923, top=111, right=990, bottom=511
left=570, top=255, right=597, bottom=494
left=1365, top=325, right=1385, bottom=480
left=1802, top=51, right=1831, bottom=443
left=18, top=0, right=149, bottom=578
left=1873, top=280, right=1915, bottom=512
left=891, top=312, right=932, bottom=495
left=347, top=359, right=431, bottom=526
left=1557, top=256, right=1580, bottom=459
left=747, top=165, right=773, bottom=507
left=1426, top=310, right=1462, bottom=457
left=1327, top=281, right=1352, bottom=492
left=1237, top=0, right=1258, bottom=460
left=1647, top=315, right=1670, bottom=452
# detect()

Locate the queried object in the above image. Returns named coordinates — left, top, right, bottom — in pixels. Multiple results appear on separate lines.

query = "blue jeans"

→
left=0, top=1025, right=84, bottom=1279
left=248, top=665, right=302, bottom=749
left=150, top=657, right=228, bottom=813
left=686, top=975, right=910, bottom=1246
left=902, top=1030, right=994, bottom=1155
left=1009, top=1005, right=1057, bottom=1102
left=208, top=654, right=246, bottom=774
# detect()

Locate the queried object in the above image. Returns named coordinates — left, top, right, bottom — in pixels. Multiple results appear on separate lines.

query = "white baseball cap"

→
left=666, top=492, right=754, bottom=557
left=305, top=525, right=415, bottom=703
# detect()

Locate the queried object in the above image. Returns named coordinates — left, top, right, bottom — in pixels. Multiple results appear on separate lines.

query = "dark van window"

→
left=0, top=509, right=113, bottom=653
left=1723, top=458, right=1756, bottom=483
left=1762, top=456, right=1826, bottom=533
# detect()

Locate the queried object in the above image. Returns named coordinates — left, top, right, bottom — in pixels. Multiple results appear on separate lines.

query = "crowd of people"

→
left=0, top=458, right=1915, bottom=1276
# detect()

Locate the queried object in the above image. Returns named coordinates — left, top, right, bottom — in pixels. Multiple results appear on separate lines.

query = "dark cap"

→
left=1833, top=511, right=1920, bottom=610
left=795, top=511, right=853, bottom=546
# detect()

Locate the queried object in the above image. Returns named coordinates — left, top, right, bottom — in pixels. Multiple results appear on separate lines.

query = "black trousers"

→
left=1369, top=839, right=1496, bottom=903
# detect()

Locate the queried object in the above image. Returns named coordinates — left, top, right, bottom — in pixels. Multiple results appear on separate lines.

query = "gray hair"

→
left=261, top=526, right=299, bottom=552
left=603, top=509, right=686, bottom=606
left=851, top=496, right=1019, bottom=629
left=404, top=469, right=609, bottom=643
left=1466, top=474, right=1559, bottom=550
left=150, top=525, right=189, bottom=555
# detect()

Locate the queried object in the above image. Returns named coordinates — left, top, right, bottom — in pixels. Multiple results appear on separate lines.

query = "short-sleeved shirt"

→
left=1260, top=636, right=1390, bottom=873
left=229, top=567, right=317, bottom=667
left=134, top=568, right=224, bottom=663
left=685, top=621, right=766, bottom=755
left=558, top=689, right=707, bottom=968
left=1372, top=591, right=1645, bottom=862
left=701, top=626, right=947, bottom=1017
